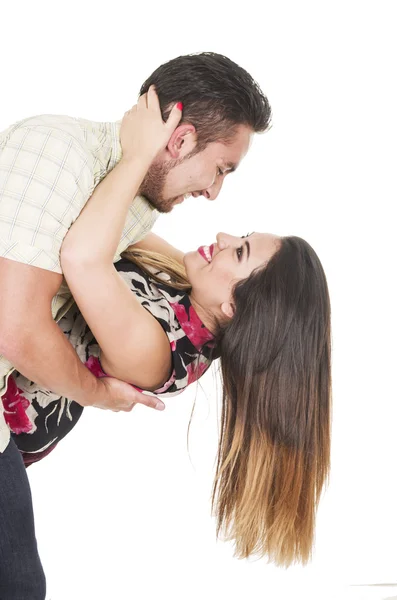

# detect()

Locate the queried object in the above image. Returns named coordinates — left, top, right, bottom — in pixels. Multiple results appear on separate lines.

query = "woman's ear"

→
left=220, top=301, right=235, bottom=320
left=167, top=124, right=197, bottom=159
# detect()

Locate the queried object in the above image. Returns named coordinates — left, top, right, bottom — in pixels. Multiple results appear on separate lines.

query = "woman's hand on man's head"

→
left=120, top=85, right=183, bottom=165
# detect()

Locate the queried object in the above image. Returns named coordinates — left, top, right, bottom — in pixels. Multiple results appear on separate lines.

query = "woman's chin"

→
left=183, top=250, right=196, bottom=261
left=182, top=251, right=198, bottom=280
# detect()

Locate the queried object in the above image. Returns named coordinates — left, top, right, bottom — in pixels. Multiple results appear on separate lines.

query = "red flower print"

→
left=2, top=376, right=32, bottom=434
left=84, top=356, right=143, bottom=392
left=85, top=356, right=107, bottom=378
left=169, top=302, right=214, bottom=348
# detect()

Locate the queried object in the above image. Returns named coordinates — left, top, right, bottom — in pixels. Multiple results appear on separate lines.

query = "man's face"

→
left=139, top=124, right=253, bottom=213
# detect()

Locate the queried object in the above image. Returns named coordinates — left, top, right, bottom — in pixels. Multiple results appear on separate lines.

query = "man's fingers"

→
left=133, top=390, right=165, bottom=411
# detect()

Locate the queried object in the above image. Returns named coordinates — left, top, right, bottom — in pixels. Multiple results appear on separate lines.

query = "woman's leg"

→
left=0, top=437, right=46, bottom=600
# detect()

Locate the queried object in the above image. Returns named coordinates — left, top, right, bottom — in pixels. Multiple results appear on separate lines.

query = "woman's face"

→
left=184, top=232, right=281, bottom=320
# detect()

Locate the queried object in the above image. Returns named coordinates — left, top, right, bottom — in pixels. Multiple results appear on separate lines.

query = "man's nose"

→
left=204, top=178, right=224, bottom=201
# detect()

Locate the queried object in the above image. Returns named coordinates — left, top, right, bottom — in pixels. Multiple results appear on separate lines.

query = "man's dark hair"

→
left=140, top=52, right=272, bottom=152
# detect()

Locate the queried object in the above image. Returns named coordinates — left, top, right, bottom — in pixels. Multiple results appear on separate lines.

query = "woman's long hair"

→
left=122, top=236, right=331, bottom=567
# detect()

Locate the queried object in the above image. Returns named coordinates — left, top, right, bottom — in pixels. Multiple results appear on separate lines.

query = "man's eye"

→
left=236, top=246, right=243, bottom=260
left=217, top=167, right=225, bottom=177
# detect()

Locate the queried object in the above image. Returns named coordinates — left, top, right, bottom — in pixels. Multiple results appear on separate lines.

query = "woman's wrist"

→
left=119, top=152, right=155, bottom=175
left=61, top=154, right=151, bottom=265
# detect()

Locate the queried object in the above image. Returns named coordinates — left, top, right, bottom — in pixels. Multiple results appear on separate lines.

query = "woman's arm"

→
left=61, top=89, right=182, bottom=390
left=132, top=232, right=185, bottom=265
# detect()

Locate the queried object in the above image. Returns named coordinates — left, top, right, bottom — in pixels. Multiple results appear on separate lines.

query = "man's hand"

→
left=0, top=257, right=165, bottom=414
left=91, top=377, right=165, bottom=412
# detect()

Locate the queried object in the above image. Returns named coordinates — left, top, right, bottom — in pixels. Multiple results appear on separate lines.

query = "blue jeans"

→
left=0, top=437, right=46, bottom=600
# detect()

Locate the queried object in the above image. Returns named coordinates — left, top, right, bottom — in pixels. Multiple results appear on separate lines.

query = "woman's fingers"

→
left=129, top=87, right=182, bottom=127
left=124, top=105, right=137, bottom=117
left=166, top=101, right=183, bottom=132
left=120, top=86, right=183, bottom=161
left=147, top=86, right=183, bottom=127
left=146, top=85, right=158, bottom=109
left=138, top=91, right=149, bottom=109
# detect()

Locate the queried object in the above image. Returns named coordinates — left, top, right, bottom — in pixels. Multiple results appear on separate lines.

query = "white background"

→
left=1, top=2, right=396, bottom=599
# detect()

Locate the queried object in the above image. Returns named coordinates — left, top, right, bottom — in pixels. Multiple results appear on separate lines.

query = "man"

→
left=0, top=52, right=271, bottom=599
left=0, top=52, right=271, bottom=455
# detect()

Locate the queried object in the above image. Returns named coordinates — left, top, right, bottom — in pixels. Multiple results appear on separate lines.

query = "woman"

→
left=1, top=88, right=331, bottom=595
left=60, top=91, right=330, bottom=566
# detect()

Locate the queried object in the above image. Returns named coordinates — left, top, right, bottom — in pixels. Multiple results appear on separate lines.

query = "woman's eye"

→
left=217, top=167, right=225, bottom=177
left=236, top=246, right=243, bottom=260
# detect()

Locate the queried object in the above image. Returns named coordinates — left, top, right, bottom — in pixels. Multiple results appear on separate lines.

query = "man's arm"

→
left=0, top=257, right=164, bottom=412
left=132, top=232, right=185, bottom=264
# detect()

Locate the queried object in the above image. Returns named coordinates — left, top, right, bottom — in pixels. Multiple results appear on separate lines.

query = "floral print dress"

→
left=2, top=259, right=216, bottom=466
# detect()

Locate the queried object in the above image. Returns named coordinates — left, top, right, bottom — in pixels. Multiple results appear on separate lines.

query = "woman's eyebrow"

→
left=245, top=241, right=251, bottom=259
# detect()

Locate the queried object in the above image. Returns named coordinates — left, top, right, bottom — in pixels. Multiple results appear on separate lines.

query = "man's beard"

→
left=139, top=158, right=185, bottom=214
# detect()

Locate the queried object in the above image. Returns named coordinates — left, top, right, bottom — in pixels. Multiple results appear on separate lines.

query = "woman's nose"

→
left=216, top=232, right=239, bottom=249
left=216, top=232, right=227, bottom=249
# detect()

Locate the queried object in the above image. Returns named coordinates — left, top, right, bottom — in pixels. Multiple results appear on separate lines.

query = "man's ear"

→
left=220, top=301, right=235, bottom=320
left=167, top=123, right=197, bottom=159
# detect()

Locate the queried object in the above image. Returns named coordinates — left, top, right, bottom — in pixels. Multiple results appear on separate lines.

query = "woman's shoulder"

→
left=115, top=258, right=183, bottom=298
left=114, top=257, right=216, bottom=397
left=115, top=257, right=161, bottom=281
left=114, top=257, right=139, bottom=272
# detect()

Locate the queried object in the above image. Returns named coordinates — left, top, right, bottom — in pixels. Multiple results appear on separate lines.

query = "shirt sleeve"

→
left=0, top=123, right=94, bottom=273
left=114, top=197, right=159, bottom=260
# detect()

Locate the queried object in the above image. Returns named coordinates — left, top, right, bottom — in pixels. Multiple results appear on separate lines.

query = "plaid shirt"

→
left=0, top=114, right=158, bottom=452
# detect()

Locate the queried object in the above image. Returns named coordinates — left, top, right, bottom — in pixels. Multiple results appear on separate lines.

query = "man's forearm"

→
left=1, top=317, right=99, bottom=406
